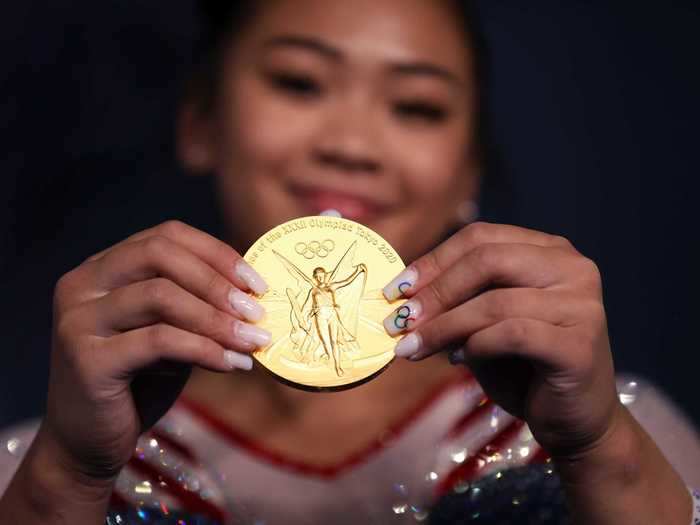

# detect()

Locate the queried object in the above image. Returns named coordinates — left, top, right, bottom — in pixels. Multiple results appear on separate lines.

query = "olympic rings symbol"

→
left=393, top=305, right=416, bottom=330
left=295, top=239, right=336, bottom=259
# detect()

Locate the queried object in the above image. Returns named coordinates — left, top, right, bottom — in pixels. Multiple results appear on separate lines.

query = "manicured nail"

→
left=448, top=347, right=467, bottom=365
left=235, top=260, right=269, bottom=296
left=383, top=300, right=422, bottom=336
left=224, top=350, right=254, bottom=371
left=320, top=209, right=343, bottom=218
left=234, top=321, right=272, bottom=348
left=394, top=332, right=422, bottom=359
left=383, top=267, right=419, bottom=302
left=229, top=289, right=265, bottom=323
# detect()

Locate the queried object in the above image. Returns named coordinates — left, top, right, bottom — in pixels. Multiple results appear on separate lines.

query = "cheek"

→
left=391, top=125, right=469, bottom=202
left=220, top=79, right=317, bottom=177
left=211, top=78, right=326, bottom=247
left=374, top=123, right=471, bottom=263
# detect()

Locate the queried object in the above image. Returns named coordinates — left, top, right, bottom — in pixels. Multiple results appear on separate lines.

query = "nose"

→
left=313, top=96, right=382, bottom=175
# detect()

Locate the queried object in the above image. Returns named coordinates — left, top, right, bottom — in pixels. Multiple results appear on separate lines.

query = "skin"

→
left=0, top=0, right=693, bottom=523
left=179, top=0, right=478, bottom=260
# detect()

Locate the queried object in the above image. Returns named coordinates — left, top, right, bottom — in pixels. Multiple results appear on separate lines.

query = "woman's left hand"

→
left=382, top=221, right=620, bottom=458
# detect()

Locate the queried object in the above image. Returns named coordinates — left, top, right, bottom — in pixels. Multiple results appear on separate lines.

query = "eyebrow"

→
left=262, top=35, right=342, bottom=60
left=390, top=62, right=463, bottom=87
left=262, top=34, right=463, bottom=87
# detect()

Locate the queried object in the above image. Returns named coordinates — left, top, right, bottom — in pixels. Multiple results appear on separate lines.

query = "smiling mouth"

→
left=289, top=185, right=389, bottom=222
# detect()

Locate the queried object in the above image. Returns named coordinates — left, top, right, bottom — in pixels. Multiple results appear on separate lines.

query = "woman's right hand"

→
left=42, top=220, right=271, bottom=483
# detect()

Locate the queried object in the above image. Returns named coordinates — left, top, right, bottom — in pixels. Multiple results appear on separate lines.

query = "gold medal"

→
left=243, top=215, right=405, bottom=391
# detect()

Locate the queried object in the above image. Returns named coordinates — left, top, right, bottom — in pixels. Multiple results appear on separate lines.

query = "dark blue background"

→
left=1, top=1, right=698, bottom=427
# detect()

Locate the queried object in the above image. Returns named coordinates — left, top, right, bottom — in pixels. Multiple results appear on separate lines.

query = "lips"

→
left=290, top=185, right=389, bottom=222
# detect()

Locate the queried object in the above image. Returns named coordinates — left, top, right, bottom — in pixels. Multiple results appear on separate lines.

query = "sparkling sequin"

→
left=429, top=464, right=570, bottom=524
left=105, top=508, right=215, bottom=524
left=690, top=487, right=700, bottom=524
left=6, top=437, right=22, bottom=456
left=618, top=380, right=639, bottom=405
left=450, top=448, right=468, bottom=464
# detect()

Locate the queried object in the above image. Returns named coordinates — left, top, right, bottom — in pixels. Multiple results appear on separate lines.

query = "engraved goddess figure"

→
left=273, top=242, right=367, bottom=376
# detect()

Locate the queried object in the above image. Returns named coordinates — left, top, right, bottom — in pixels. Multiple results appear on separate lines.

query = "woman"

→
left=0, top=0, right=698, bottom=523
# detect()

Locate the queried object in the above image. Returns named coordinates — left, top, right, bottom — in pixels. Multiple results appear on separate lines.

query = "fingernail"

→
left=383, top=300, right=422, bottom=336
left=234, top=321, right=272, bottom=348
left=235, top=260, right=269, bottom=296
left=229, top=289, right=265, bottom=323
left=224, top=350, right=254, bottom=371
left=383, top=267, right=418, bottom=302
left=448, top=347, right=466, bottom=365
left=394, top=332, right=422, bottom=359
left=319, top=209, right=343, bottom=218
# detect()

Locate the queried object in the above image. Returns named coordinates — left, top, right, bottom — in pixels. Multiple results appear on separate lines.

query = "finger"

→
left=87, top=278, right=271, bottom=352
left=86, top=220, right=268, bottom=296
left=383, top=243, right=582, bottom=337
left=383, top=222, right=573, bottom=301
left=84, top=236, right=265, bottom=323
left=391, top=288, right=592, bottom=362
left=95, top=324, right=255, bottom=377
left=461, top=318, right=573, bottom=371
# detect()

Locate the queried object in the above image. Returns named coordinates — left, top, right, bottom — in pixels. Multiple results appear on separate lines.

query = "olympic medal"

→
left=243, top=216, right=406, bottom=391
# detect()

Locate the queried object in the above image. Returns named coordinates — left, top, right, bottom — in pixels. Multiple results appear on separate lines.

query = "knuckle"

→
left=205, top=306, right=228, bottom=338
left=213, top=238, right=234, bottom=264
left=502, top=319, right=531, bottom=349
left=427, top=279, right=449, bottom=310
left=461, top=221, right=492, bottom=246
left=550, top=234, right=573, bottom=249
left=584, top=300, right=607, bottom=326
left=484, top=290, right=509, bottom=321
left=54, top=309, right=81, bottom=344
left=54, top=268, right=83, bottom=301
left=193, top=335, right=217, bottom=360
left=578, top=257, right=603, bottom=288
left=147, top=323, right=174, bottom=350
left=204, top=271, right=226, bottom=302
left=53, top=272, right=75, bottom=307
left=471, top=243, right=499, bottom=274
left=158, top=220, right=188, bottom=239
left=419, top=249, right=442, bottom=280
left=142, top=235, right=171, bottom=261
left=143, top=278, right=177, bottom=311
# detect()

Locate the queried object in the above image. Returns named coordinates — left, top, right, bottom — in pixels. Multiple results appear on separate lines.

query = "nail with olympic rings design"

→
left=383, top=300, right=422, bottom=337
left=382, top=266, right=419, bottom=302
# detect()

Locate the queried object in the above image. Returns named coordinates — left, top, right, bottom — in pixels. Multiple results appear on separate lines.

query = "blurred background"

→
left=1, top=1, right=698, bottom=428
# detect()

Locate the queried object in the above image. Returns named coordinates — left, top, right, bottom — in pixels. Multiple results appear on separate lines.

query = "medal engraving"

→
left=244, top=216, right=405, bottom=390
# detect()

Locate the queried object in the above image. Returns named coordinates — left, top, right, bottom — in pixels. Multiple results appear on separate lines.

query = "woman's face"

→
left=180, top=0, right=479, bottom=263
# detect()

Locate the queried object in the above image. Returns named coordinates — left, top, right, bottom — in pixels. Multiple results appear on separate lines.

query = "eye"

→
left=268, top=72, right=322, bottom=98
left=394, top=101, right=448, bottom=123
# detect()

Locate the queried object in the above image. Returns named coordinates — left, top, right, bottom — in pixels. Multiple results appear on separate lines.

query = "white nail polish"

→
left=235, top=260, right=269, bottom=296
left=319, top=209, right=343, bottom=218
left=224, top=350, right=254, bottom=371
left=234, top=321, right=272, bottom=348
left=383, top=267, right=419, bottom=302
left=383, top=300, right=422, bottom=336
left=229, top=289, right=265, bottom=322
left=394, top=332, right=422, bottom=359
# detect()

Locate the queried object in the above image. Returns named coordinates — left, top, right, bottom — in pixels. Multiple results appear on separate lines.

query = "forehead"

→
left=238, top=0, right=471, bottom=79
